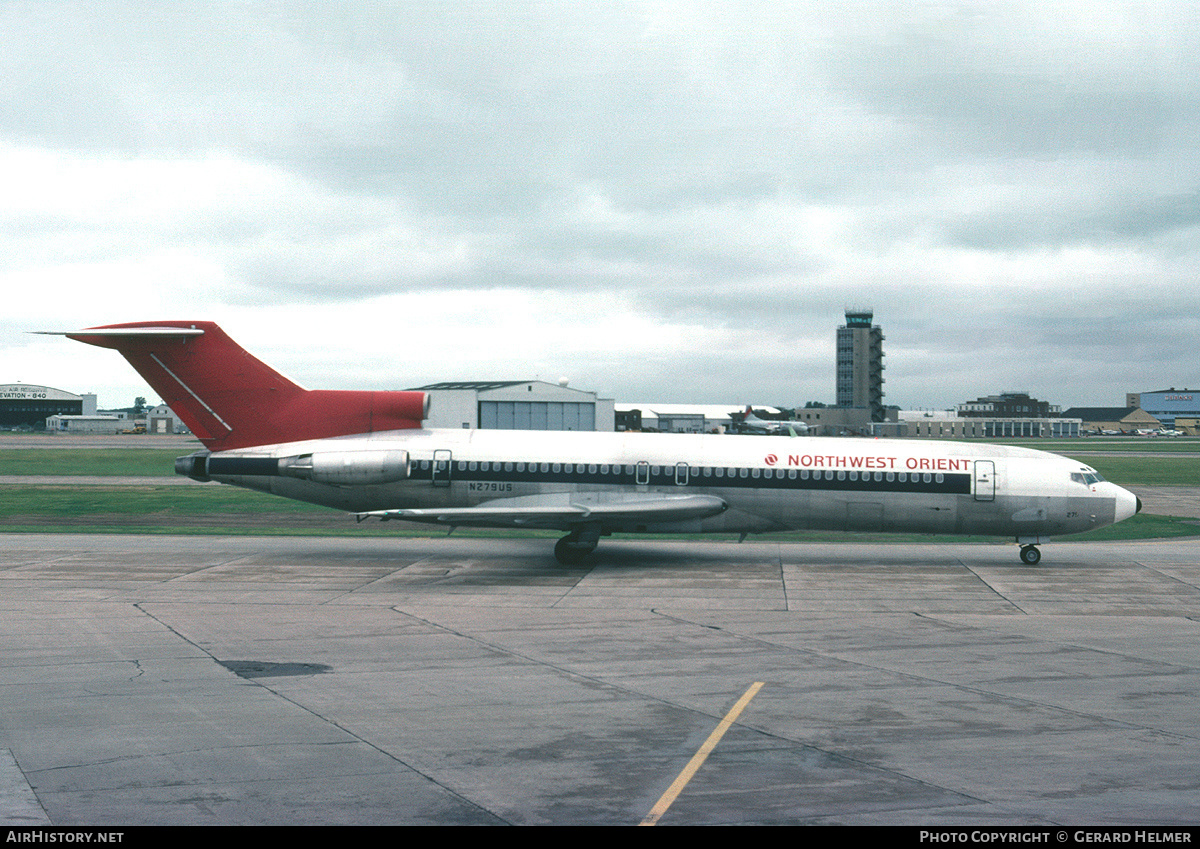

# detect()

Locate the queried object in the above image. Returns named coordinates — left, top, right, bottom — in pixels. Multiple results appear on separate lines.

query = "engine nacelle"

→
left=175, top=451, right=211, bottom=482
left=280, top=450, right=410, bottom=486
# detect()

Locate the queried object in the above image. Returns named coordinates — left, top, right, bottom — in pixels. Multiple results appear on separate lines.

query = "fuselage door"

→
left=973, top=460, right=995, bottom=502
left=432, top=450, right=453, bottom=487
left=675, top=462, right=689, bottom=486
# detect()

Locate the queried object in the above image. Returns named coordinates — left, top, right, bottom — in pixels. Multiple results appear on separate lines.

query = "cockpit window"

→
left=1071, top=471, right=1105, bottom=485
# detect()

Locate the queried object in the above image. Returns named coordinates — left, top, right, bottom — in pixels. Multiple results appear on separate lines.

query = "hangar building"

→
left=1, top=384, right=96, bottom=429
left=1060, top=406, right=1163, bottom=433
left=45, top=414, right=125, bottom=434
left=410, top=381, right=615, bottom=431
left=1127, top=390, right=1200, bottom=428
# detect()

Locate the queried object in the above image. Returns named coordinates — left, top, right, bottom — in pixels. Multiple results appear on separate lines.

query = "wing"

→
left=356, top=492, right=728, bottom=532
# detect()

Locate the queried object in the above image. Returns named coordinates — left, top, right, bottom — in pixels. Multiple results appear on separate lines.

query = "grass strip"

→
left=0, top=449, right=181, bottom=476
left=995, top=439, right=1200, bottom=454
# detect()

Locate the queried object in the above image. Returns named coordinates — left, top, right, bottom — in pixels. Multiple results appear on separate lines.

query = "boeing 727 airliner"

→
left=48, top=321, right=1141, bottom=565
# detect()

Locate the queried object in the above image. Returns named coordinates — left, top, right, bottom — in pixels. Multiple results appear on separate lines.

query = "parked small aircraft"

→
left=48, top=321, right=1140, bottom=565
left=733, top=406, right=810, bottom=436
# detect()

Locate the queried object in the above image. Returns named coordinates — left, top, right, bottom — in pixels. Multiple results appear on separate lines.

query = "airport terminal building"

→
left=901, top=409, right=1083, bottom=438
left=903, top=393, right=1081, bottom=437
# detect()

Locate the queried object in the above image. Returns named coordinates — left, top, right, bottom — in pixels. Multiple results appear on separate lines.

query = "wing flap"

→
left=357, top=492, right=727, bottom=530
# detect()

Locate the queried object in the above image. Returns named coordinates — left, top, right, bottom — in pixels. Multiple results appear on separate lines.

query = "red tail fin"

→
left=64, top=321, right=427, bottom=451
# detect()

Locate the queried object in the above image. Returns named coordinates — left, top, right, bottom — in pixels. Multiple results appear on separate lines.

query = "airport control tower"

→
left=836, top=308, right=886, bottom=422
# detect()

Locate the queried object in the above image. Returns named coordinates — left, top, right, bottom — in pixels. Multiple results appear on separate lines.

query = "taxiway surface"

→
left=2, top=533, right=1199, bottom=826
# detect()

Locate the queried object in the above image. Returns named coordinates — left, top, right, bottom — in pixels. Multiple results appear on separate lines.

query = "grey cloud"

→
left=4, top=2, right=1200, bottom=410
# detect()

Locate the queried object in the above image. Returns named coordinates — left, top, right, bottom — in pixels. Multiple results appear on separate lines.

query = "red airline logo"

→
left=762, top=454, right=971, bottom=471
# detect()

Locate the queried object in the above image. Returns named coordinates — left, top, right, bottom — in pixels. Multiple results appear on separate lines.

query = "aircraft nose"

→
left=1114, top=486, right=1140, bottom=524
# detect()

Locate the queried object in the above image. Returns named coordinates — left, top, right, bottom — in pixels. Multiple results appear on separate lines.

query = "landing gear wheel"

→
left=1019, top=545, right=1041, bottom=566
left=554, top=536, right=595, bottom=566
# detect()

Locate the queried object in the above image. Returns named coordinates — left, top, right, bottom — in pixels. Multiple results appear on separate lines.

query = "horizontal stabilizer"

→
left=37, top=327, right=206, bottom=338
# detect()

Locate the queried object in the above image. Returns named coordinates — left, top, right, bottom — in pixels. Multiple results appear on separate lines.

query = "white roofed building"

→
left=411, top=381, right=615, bottom=431
left=616, top=404, right=779, bottom=433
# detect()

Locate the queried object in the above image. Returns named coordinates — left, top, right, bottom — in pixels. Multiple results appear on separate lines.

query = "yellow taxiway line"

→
left=640, top=681, right=765, bottom=826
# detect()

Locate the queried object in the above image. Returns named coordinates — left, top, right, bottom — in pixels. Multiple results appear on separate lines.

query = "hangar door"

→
left=479, top=401, right=595, bottom=431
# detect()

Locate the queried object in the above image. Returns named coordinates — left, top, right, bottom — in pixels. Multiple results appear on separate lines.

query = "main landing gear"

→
left=554, top=535, right=596, bottom=565
left=1019, top=545, right=1042, bottom=566
left=554, top=526, right=601, bottom=565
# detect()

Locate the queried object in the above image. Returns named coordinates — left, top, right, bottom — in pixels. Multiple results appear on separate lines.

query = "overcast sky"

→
left=5, top=1, right=1200, bottom=413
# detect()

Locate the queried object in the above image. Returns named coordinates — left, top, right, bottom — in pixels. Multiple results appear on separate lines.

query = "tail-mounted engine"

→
left=176, top=449, right=411, bottom=486
left=279, top=450, right=411, bottom=486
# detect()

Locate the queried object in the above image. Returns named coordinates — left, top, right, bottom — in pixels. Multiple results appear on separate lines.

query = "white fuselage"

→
left=192, top=429, right=1140, bottom=542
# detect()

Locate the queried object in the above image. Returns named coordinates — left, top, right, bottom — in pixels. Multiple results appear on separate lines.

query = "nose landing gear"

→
left=1019, top=545, right=1041, bottom=566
